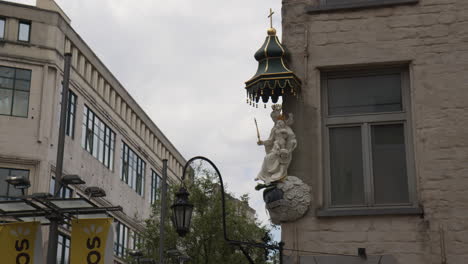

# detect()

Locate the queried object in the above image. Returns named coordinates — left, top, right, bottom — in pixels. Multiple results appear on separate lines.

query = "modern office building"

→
left=280, top=0, right=468, bottom=263
left=0, top=0, right=186, bottom=262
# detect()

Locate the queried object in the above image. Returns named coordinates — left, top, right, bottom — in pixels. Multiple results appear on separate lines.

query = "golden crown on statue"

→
left=272, top=104, right=282, bottom=111
left=272, top=104, right=286, bottom=120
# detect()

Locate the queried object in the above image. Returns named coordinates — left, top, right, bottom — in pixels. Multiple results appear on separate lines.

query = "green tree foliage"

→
left=140, top=165, right=273, bottom=264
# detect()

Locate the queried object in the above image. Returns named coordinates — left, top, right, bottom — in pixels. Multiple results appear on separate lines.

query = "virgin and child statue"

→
left=255, top=104, right=297, bottom=184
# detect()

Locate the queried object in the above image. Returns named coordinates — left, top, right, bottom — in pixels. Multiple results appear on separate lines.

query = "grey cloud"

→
left=53, top=0, right=283, bottom=238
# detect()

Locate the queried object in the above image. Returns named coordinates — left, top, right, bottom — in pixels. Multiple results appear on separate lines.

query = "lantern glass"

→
left=175, top=205, right=185, bottom=228
left=184, top=205, right=193, bottom=230
left=171, top=187, right=193, bottom=237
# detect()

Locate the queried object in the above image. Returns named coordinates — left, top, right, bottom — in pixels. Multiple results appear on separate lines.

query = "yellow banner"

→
left=70, top=218, right=114, bottom=264
left=0, top=221, right=43, bottom=264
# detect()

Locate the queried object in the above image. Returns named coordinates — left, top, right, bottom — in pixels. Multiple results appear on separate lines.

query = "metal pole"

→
left=279, top=241, right=284, bottom=264
left=47, top=53, right=72, bottom=264
left=159, top=159, right=168, bottom=264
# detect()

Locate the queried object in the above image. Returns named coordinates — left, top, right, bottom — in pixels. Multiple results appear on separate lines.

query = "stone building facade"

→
left=0, top=0, right=186, bottom=262
left=281, top=0, right=468, bottom=263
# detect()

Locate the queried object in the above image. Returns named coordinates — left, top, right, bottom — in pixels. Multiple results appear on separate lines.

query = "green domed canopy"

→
left=245, top=27, right=301, bottom=107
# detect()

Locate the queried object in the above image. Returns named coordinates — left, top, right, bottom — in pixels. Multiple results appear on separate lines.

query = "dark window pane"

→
left=14, top=80, right=30, bottom=91
left=0, top=168, right=29, bottom=198
left=372, top=124, right=409, bottom=204
left=9, top=169, right=28, bottom=177
left=12, top=90, right=29, bottom=117
left=329, top=126, right=365, bottom=206
left=16, top=69, right=32, bottom=80
left=18, top=22, right=30, bottom=42
left=0, top=168, right=9, bottom=197
left=0, top=19, right=4, bottom=39
left=0, top=67, right=14, bottom=78
left=65, top=92, right=77, bottom=138
left=0, top=77, right=14, bottom=89
left=328, top=73, right=402, bottom=115
left=0, top=89, right=12, bottom=115
left=121, top=142, right=145, bottom=195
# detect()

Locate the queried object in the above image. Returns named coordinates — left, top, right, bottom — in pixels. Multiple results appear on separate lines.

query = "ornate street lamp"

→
left=171, top=156, right=284, bottom=264
left=171, top=187, right=193, bottom=237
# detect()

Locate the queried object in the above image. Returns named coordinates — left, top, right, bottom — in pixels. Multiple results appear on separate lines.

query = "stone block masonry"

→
left=281, top=0, right=468, bottom=263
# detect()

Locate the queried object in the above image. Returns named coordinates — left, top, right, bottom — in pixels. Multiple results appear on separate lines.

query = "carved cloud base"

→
left=263, top=176, right=311, bottom=225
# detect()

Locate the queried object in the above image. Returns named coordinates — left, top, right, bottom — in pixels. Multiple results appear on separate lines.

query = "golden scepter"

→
left=254, top=118, right=261, bottom=142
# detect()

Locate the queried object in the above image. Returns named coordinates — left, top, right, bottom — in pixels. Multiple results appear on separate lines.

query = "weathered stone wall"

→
left=281, top=0, right=468, bottom=263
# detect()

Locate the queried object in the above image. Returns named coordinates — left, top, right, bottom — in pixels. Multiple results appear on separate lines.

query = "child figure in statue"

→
left=255, top=105, right=297, bottom=184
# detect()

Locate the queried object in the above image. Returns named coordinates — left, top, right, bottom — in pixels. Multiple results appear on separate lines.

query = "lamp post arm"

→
left=181, top=156, right=228, bottom=242
left=180, top=156, right=283, bottom=264
left=238, top=245, right=255, bottom=264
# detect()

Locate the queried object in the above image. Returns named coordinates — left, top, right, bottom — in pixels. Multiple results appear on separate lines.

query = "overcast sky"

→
left=10, top=0, right=283, bottom=239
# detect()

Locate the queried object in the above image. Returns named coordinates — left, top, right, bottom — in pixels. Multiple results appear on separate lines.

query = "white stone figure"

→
left=256, top=105, right=297, bottom=184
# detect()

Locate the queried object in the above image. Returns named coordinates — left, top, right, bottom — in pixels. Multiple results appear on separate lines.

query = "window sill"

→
left=316, top=206, right=423, bottom=217
left=306, top=0, right=419, bottom=14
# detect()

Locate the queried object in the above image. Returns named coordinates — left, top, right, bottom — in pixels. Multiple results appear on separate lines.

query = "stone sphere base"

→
left=263, top=176, right=311, bottom=225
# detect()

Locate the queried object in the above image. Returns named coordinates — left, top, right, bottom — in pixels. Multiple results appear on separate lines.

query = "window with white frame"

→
left=81, top=105, right=116, bottom=169
left=150, top=169, right=161, bottom=204
left=121, top=142, right=146, bottom=196
left=322, top=67, right=414, bottom=209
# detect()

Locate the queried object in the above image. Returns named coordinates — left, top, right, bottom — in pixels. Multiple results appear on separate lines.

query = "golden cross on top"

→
left=268, top=8, right=275, bottom=28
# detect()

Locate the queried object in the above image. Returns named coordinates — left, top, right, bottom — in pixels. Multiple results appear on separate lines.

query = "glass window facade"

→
left=150, top=170, right=162, bottom=204
left=114, top=220, right=129, bottom=258
left=57, top=234, right=70, bottom=264
left=131, top=232, right=142, bottom=250
left=121, top=142, right=146, bottom=196
left=57, top=88, right=77, bottom=138
left=66, top=91, right=77, bottom=138
left=49, top=176, right=73, bottom=198
left=0, top=66, right=31, bottom=117
left=81, top=105, right=116, bottom=169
